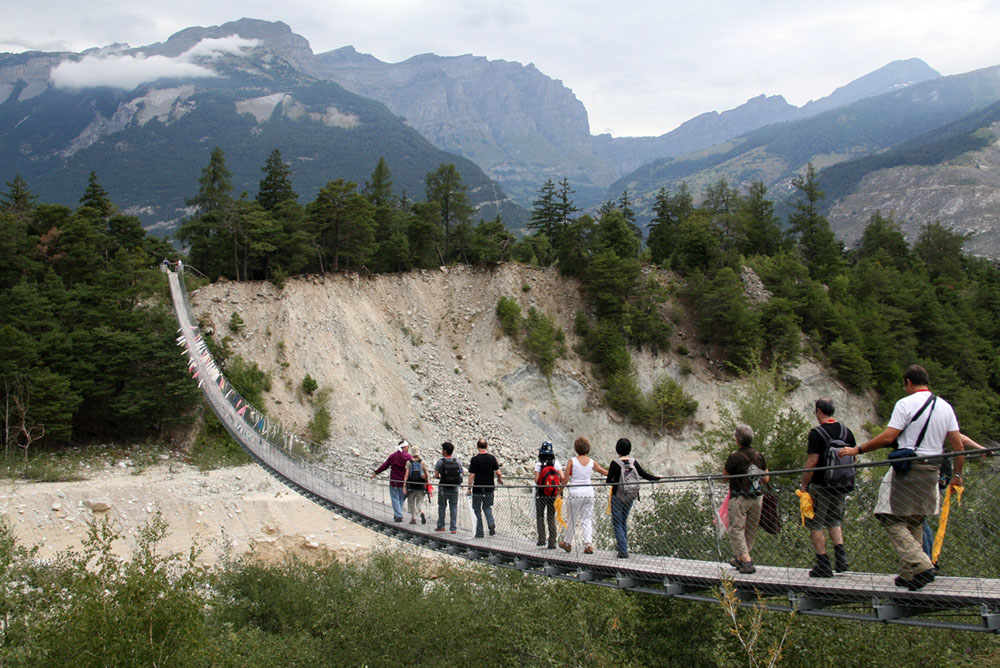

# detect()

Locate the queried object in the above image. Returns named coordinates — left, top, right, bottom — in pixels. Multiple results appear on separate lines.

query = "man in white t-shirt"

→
left=839, top=365, right=964, bottom=590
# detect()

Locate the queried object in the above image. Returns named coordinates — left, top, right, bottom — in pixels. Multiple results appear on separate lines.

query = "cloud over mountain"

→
left=50, top=36, right=259, bottom=90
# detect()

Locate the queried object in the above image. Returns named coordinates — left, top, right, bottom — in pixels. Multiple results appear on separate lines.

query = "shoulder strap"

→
left=911, top=396, right=938, bottom=450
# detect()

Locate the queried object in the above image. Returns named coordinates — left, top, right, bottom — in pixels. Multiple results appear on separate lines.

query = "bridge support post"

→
left=981, top=605, right=1000, bottom=632
left=872, top=598, right=936, bottom=622
left=789, top=592, right=837, bottom=612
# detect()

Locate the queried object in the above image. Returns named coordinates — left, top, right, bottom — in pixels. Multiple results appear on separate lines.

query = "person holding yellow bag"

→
left=559, top=437, right=608, bottom=555
left=799, top=398, right=857, bottom=577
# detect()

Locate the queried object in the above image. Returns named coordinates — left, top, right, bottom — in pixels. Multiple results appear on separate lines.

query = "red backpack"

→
left=538, top=465, right=562, bottom=497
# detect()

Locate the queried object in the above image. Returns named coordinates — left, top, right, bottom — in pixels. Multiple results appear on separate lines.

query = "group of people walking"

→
left=374, top=364, right=977, bottom=589
left=726, top=364, right=978, bottom=591
left=374, top=435, right=661, bottom=558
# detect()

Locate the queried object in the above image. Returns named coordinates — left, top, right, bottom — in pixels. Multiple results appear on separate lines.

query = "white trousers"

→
left=564, top=495, right=595, bottom=546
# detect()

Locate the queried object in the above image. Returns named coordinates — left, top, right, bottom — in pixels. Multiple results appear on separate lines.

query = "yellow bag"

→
left=795, top=489, right=815, bottom=527
left=932, top=484, right=963, bottom=564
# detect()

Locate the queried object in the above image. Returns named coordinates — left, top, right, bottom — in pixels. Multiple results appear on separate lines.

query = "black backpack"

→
left=440, top=458, right=462, bottom=486
left=816, top=424, right=856, bottom=492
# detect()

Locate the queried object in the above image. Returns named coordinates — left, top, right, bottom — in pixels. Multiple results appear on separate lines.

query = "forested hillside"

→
left=5, top=155, right=1000, bottom=453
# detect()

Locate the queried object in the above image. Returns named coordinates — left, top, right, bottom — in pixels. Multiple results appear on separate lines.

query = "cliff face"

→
left=829, top=122, right=1000, bottom=254
left=318, top=47, right=614, bottom=204
left=191, top=264, right=877, bottom=478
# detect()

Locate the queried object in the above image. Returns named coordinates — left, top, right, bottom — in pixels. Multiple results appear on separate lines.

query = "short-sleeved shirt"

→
left=807, top=421, right=857, bottom=486
left=888, top=390, right=960, bottom=456
left=434, top=457, right=464, bottom=487
left=724, top=447, right=767, bottom=497
left=468, top=452, right=500, bottom=491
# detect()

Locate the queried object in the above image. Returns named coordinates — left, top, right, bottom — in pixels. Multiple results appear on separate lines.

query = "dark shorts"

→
left=805, top=485, right=847, bottom=530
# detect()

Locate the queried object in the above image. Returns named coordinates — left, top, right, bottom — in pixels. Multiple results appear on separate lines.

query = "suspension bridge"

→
left=166, top=263, right=1000, bottom=632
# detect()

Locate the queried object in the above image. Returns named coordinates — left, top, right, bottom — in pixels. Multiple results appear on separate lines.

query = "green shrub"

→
left=301, top=373, right=318, bottom=396
left=495, top=296, right=522, bottom=338
left=649, top=375, right=699, bottom=430
left=523, top=307, right=566, bottom=378
left=229, top=311, right=245, bottom=333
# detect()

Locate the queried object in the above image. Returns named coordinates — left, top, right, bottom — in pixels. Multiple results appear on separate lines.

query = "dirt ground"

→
left=0, top=460, right=387, bottom=567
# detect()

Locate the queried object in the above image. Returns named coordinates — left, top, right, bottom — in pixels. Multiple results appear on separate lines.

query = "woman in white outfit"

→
left=559, top=436, right=609, bottom=554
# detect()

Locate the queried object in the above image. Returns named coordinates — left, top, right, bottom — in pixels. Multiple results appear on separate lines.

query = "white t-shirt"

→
left=887, top=390, right=960, bottom=456
left=534, top=459, right=563, bottom=474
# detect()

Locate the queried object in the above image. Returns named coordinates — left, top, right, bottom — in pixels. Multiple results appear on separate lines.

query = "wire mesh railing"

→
left=165, top=262, right=1000, bottom=631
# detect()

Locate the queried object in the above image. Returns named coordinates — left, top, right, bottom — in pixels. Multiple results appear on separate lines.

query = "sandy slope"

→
left=0, top=460, right=384, bottom=566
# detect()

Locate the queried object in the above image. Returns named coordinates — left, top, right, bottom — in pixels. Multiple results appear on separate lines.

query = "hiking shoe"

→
left=915, top=568, right=936, bottom=585
left=434, top=527, right=446, bottom=532
left=547, top=544, right=556, bottom=550
left=559, top=541, right=571, bottom=553
left=489, top=525, right=496, bottom=536
left=474, top=533, right=484, bottom=538
left=584, top=545, right=594, bottom=554
left=728, top=557, right=740, bottom=567
left=894, top=575, right=924, bottom=590
left=834, top=546, right=849, bottom=573
left=420, top=512, right=426, bottom=525
left=617, top=552, right=629, bottom=559
left=809, top=554, right=833, bottom=578
left=537, top=540, right=546, bottom=547
left=736, top=560, right=756, bottom=574
left=394, top=517, right=403, bottom=522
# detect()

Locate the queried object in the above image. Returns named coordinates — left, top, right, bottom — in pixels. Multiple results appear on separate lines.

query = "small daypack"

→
left=619, top=459, right=641, bottom=502
left=407, top=460, right=426, bottom=491
left=538, top=465, right=562, bottom=497
left=816, top=424, right=856, bottom=492
left=739, top=450, right=765, bottom=496
left=439, top=458, right=462, bottom=486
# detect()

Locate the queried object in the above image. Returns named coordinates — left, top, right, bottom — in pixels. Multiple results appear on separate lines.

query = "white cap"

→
left=398, top=440, right=410, bottom=451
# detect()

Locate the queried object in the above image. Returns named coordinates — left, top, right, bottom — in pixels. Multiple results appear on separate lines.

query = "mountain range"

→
left=0, top=19, right=525, bottom=234
left=3, top=18, right=1000, bottom=254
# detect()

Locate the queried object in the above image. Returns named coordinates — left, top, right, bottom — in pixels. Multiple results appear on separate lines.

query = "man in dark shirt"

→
left=724, top=425, right=768, bottom=574
left=800, top=398, right=856, bottom=577
left=468, top=438, right=503, bottom=538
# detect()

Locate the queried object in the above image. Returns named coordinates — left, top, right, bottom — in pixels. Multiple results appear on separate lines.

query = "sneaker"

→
left=474, top=533, right=484, bottom=538
left=394, top=517, right=403, bottom=522
left=736, top=560, right=756, bottom=574
left=420, top=512, right=426, bottom=525
left=584, top=545, right=594, bottom=554
left=450, top=530, right=458, bottom=534
left=547, top=544, right=557, bottom=550
left=894, top=572, right=933, bottom=591
left=809, top=555, right=833, bottom=578
left=559, top=541, right=571, bottom=553
left=434, top=527, right=446, bottom=532
left=617, top=552, right=629, bottom=559
left=537, top=540, right=546, bottom=547
left=489, top=525, right=496, bottom=536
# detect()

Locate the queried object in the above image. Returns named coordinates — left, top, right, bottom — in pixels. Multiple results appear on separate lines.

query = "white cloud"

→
left=49, top=36, right=260, bottom=90
left=181, top=35, right=260, bottom=59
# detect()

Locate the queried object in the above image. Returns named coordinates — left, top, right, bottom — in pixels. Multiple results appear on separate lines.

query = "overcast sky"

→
left=4, top=1, right=1000, bottom=137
